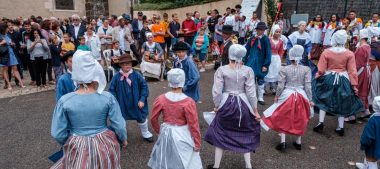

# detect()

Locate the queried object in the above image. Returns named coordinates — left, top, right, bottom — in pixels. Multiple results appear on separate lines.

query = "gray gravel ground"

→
left=0, top=70, right=367, bottom=169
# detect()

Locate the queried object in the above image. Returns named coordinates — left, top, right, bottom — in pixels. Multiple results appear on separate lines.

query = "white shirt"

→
left=138, top=20, right=143, bottom=31
left=84, top=33, right=101, bottom=60
left=248, top=19, right=260, bottom=32
left=118, top=27, right=126, bottom=51
left=74, top=23, right=81, bottom=38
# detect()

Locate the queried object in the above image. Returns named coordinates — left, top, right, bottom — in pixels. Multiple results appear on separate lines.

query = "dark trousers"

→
left=32, top=57, right=47, bottom=86
left=184, top=36, right=194, bottom=46
left=23, top=54, right=36, bottom=81
left=46, top=59, right=53, bottom=81
left=238, top=37, right=245, bottom=45
left=164, top=37, right=172, bottom=53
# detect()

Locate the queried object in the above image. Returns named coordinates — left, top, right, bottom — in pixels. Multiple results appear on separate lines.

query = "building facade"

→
left=282, top=0, right=380, bottom=23
left=0, top=0, right=131, bottom=19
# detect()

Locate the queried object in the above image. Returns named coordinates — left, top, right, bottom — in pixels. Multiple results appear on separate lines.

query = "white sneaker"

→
left=356, top=162, right=367, bottom=169
left=199, top=68, right=205, bottom=72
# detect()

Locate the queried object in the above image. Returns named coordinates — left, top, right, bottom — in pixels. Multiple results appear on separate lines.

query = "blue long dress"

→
left=244, top=35, right=272, bottom=85
left=360, top=113, right=380, bottom=160
left=108, top=70, right=149, bottom=123
left=55, top=73, right=76, bottom=101
left=173, top=55, right=201, bottom=102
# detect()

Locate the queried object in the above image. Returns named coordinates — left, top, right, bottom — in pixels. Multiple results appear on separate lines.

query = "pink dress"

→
left=355, top=44, right=371, bottom=109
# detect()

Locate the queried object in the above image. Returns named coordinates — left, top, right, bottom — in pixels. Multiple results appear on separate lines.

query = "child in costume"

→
left=108, top=54, right=153, bottom=142
left=55, top=51, right=75, bottom=101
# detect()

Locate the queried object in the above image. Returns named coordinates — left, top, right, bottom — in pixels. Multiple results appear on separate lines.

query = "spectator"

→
left=0, top=23, right=25, bottom=90
left=139, top=21, right=151, bottom=50
left=238, top=16, right=248, bottom=45
left=60, top=18, right=70, bottom=34
left=67, top=14, right=86, bottom=47
left=235, top=4, right=243, bottom=16
left=77, top=36, right=90, bottom=51
left=192, top=27, right=209, bottom=72
left=151, top=15, right=166, bottom=51
left=40, top=19, right=54, bottom=85
left=27, top=29, right=49, bottom=88
left=20, top=21, right=35, bottom=85
left=60, top=33, right=75, bottom=56
left=276, top=12, right=291, bottom=35
left=97, top=15, right=104, bottom=27
left=214, top=18, right=224, bottom=46
left=247, top=12, right=261, bottom=37
left=182, top=13, right=197, bottom=46
left=132, top=11, right=144, bottom=41
left=84, top=27, right=101, bottom=62
left=162, top=13, right=171, bottom=56
left=89, top=19, right=98, bottom=34
left=97, top=19, right=113, bottom=52
left=193, top=11, right=201, bottom=25
left=168, top=13, right=181, bottom=47
left=49, top=35, right=62, bottom=85
left=207, top=10, right=218, bottom=40
left=140, top=32, right=164, bottom=80
left=7, top=21, right=23, bottom=85
left=111, top=17, right=134, bottom=53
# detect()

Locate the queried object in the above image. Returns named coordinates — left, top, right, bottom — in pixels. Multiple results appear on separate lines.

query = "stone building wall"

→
left=282, top=0, right=380, bottom=22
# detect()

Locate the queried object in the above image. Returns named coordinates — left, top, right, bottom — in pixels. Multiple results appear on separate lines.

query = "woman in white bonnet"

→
left=50, top=50, right=127, bottom=168
left=312, top=30, right=364, bottom=136
left=205, top=44, right=261, bottom=169
left=149, top=68, right=202, bottom=169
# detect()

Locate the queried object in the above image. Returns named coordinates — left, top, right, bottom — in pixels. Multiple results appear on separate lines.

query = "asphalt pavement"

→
left=0, top=70, right=368, bottom=169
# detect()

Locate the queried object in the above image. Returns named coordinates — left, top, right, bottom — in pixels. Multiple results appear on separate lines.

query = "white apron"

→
left=148, top=123, right=202, bottom=169
left=265, top=54, right=281, bottom=82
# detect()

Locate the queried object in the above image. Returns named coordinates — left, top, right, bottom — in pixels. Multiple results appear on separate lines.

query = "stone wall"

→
left=0, top=0, right=130, bottom=19
left=0, top=0, right=86, bottom=18
left=282, top=0, right=380, bottom=23
left=133, top=0, right=244, bottom=21
left=85, top=0, right=109, bottom=19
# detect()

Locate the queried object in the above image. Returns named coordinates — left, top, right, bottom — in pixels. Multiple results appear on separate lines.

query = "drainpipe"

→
left=295, top=0, right=299, bottom=14
left=343, top=0, right=348, bottom=17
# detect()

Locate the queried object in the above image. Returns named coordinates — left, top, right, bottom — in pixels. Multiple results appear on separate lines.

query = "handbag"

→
left=0, top=37, right=9, bottom=65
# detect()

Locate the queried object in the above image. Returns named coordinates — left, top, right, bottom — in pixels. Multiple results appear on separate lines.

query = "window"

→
left=55, top=0, right=74, bottom=10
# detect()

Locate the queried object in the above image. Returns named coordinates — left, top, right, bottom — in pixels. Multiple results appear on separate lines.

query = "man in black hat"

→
left=220, top=25, right=235, bottom=66
left=56, top=51, right=76, bottom=101
left=244, top=21, right=272, bottom=105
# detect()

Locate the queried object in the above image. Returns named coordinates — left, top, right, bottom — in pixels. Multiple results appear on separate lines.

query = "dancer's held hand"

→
left=122, top=140, right=128, bottom=148
left=353, top=87, right=359, bottom=95
left=254, top=108, right=261, bottom=122
left=274, top=96, right=278, bottom=103
left=262, top=67, right=267, bottom=72
left=309, top=101, right=314, bottom=107
left=138, top=101, right=144, bottom=109
left=213, top=107, right=218, bottom=112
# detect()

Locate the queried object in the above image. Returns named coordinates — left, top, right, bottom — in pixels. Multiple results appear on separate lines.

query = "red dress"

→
left=355, top=44, right=371, bottom=109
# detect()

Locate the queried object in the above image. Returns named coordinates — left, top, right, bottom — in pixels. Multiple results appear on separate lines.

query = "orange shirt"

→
left=151, top=24, right=165, bottom=43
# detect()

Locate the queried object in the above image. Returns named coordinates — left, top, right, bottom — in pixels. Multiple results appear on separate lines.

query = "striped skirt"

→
left=50, top=130, right=121, bottom=169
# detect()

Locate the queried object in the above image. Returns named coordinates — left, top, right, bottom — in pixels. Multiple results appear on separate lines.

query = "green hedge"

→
left=135, top=0, right=221, bottom=10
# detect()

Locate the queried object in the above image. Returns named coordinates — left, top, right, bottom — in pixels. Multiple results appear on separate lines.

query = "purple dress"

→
left=205, top=65, right=261, bottom=153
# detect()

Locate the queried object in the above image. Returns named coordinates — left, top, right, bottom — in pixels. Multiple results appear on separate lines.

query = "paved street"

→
left=0, top=70, right=367, bottom=169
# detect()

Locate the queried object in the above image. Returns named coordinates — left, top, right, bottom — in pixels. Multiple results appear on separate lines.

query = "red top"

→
left=317, top=49, right=358, bottom=86
left=270, top=38, right=284, bottom=57
left=150, top=94, right=201, bottom=150
left=182, top=19, right=197, bottom=37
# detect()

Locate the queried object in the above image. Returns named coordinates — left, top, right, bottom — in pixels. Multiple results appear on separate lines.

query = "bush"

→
left=135, top=0, right=221, bottom=10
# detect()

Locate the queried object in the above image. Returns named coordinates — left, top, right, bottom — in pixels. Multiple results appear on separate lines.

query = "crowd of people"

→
left=1, top=3, right=380, bottom=169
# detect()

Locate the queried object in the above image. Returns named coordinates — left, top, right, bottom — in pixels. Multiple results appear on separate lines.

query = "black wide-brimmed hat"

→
left=172, top=41, right=190, bottom=51
left=61, top=50, right=75, bottom=62
left=220, top=25, right=237, bottom=34
left=256, top=22, right=268, bottom=30
left=114, top=53, right=138, bottom=67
